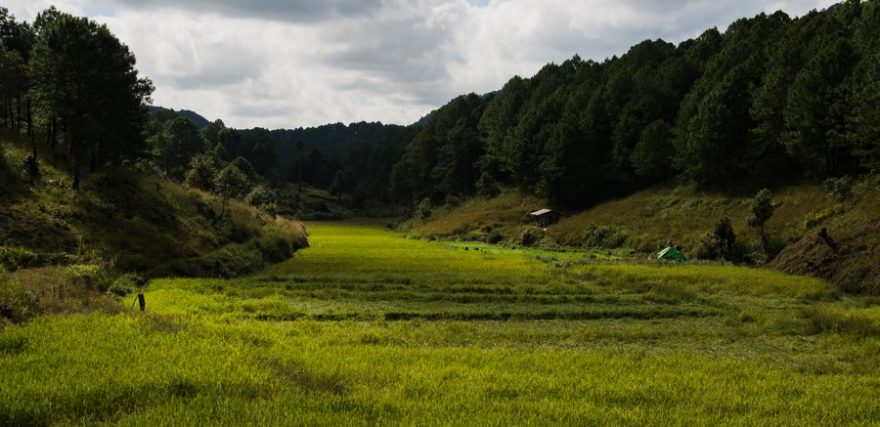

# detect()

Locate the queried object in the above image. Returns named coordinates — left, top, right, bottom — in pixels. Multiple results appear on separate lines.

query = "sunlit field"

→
left=2, top=223, right=880, bottom=425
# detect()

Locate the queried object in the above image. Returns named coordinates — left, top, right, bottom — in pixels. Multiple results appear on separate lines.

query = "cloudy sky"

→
left=6, top=0, right=835, bottom=129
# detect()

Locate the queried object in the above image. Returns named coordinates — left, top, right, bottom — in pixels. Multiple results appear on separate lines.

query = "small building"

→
left=656, top=247, right=686, bottom=262
left=530, top=209, right=561, bottom=227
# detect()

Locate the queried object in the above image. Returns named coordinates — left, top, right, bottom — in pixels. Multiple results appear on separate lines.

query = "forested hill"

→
left=389, top=0, right=880, bottom=209
left=270, top=122, right=407, bottom=157
left=147, top=106, right=210, bottom=129
left=136, top=1, right=880, bottom=215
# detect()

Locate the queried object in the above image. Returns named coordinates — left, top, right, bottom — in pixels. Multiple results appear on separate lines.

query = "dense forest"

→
left=390, top=0, right=880, bottom=209
left=0, top=6, right=152, bottom=190
left=3, top=1, right=879, bottom=216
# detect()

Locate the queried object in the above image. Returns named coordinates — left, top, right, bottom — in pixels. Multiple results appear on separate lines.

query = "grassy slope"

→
left=0, top=140, right=307, bottom=278
left=412, top=182, right=880, bottom=294
left=405, top=191, right=547, bottom=241
left=2, top=224, right=880, bottom=425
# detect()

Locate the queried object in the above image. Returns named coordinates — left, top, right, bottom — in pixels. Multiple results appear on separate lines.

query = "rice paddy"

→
left=2, top=223, right=880, bottom=425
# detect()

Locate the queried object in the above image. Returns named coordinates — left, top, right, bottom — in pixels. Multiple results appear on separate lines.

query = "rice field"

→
left=2, top=223, right=880, bottom=425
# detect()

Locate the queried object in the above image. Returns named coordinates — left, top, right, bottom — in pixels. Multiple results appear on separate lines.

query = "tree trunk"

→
left=90, top=140, right=99, bottom=173
left=50, top=116, right=57, bottom=149
left=26, top=100, right=32, bottom=137
left=3, top=98, right=9, bottom=130
left=15, top=97, right=22, bottom=133
left=31, top=129, right=38, bottom=160
left=72, top=127, right=81, bottom=191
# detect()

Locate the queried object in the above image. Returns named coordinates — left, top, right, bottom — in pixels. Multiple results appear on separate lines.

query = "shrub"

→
left=108, top=273, right=147, bottom=298
left=0, top=246, right=37, bottom=272
left=484, top=230, right=504, bottom=244
left=476, top=172, right=500, bottom=197
left=747, top=189, right=775, bottom=234
left=184, top=154, right=218, bottom=191
left=65, top=264, right=107, bottom=291
left=416, top=198, right=433, bottom=220
left=696, top=217, right=742, bottom=262
left=521, top=227, right=543, bottom=247
left=0, top=280, right=41, bottom=323
left=206, top=244, right=265, bottom=278
left=246, top=185, right=278, bottom=212
left=583, top=225, right=629, bottom=248
left=444, top=194, right=461, bottom=208
left=824, top=176, right=853, bottom=201
left=803, top=206, right=846, bottom=229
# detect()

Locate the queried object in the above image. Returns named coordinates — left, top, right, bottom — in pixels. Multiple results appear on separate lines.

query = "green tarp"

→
left=657, top=247, right=686, bottom=262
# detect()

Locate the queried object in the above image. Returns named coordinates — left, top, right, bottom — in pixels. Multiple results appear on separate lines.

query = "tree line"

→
left=5, top=2, right=879, bottom=216
left=0, top=6, right=152, bottom=189
left=389, top=0, right=880, bottom=209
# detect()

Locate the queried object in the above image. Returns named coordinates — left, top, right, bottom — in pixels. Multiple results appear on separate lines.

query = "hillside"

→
left=0, top=137, right=308, bottom=279
left=147, top=106, right=211, bottom=129
left=409, top=179, right=880, bottom=294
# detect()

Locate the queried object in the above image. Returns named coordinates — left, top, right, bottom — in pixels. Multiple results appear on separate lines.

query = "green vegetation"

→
left=3, top=224, right=880, bottom=424
left=0, top=140, right=307, bottom=279
left=412, top=179, right=880, bottom=294
left=2, top=3, right=880, bottom=423
left=390, top=1, right=880, bottom=210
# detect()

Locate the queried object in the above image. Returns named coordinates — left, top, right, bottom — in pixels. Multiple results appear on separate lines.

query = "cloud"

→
left=3, top=0, right=837, bottom=129
left=98, top=0, right=383, bottom=23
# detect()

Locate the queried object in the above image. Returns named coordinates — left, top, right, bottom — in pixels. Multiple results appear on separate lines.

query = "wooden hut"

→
left=529, top=209, right=560, bottom=227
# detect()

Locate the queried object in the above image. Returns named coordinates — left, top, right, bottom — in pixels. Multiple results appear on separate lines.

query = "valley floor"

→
left=2, top=224, right=880, bottom=425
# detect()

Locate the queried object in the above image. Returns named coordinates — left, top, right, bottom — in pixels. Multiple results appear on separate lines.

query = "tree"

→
left=0, top=44, right=27, bottom=137
left=184, top=154, right=218, bottom=191
left=213, top=165, right=249, bottom=221
left=747, top=189, right=775, bottom=238
left=150, top=117, right=203, bottom=180
left=783, top=39, right=856, bottom=177
left=231, top=156, right=257, bottom=181
left=199, top=119, right=225, bottom=149
left=29, top=8, right=152, bottom=189
left=698, top=217, right=739, bottom=261
left=630, top=120, right=674, bottom=180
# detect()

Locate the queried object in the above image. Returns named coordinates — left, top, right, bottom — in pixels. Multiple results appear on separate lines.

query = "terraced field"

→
left=2, top=223, right=880, bottom=425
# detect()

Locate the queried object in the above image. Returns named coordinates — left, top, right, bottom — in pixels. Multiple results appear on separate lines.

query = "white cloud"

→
left=4, top=0, right=836, bottom=128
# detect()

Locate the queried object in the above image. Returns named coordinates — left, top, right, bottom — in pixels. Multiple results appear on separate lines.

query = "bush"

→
left=484, top=230, right=504, bottom=244
left=108, top=273, right=147, bottom=298
left=206, top=244, right=265, bottom=278
left=444, top=194, right=461, bottom=208
left=0, top=280, right=41, bottom=323
left=416, top=198, right=433, bottom=220
left=521, top=227, right=543, bottom=247
left=246, top=185, right=278, bottom=213
left=65, top=264, right=107, bottom=291
left=803, top=206, right=846, bottom=229
left=747, top=189, right=775, bottom=233
left=582, top=225, right=628, bottom=248
left=696, top=217, right=743, bottom=262
left=824, top=176, right=853, bottom=201
left=0, top=246, right=38, bottom=272
left=184, top=154, right=218, bottom=191
left=476, top=172, right=501, bottom=198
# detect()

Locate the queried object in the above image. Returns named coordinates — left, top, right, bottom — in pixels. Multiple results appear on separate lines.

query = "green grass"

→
left=410, top=181, right=880, bottom=295
left=0, top=139, right=307, bottom=278
left=2, top=223, right=880, bottom=425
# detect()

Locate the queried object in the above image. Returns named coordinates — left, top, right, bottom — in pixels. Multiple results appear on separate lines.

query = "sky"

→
left=5, top=0, right=836, bottom=129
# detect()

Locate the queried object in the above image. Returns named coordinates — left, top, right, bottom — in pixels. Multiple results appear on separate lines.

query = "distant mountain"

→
left=146, top=106, right=211, bottom=129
